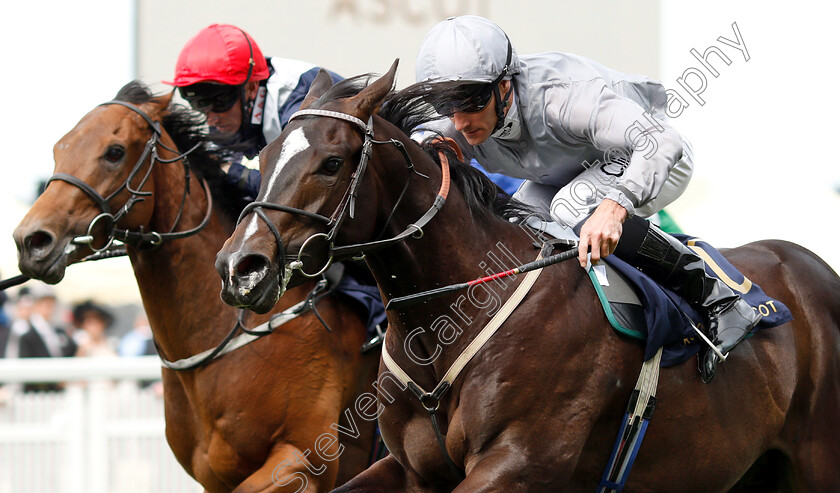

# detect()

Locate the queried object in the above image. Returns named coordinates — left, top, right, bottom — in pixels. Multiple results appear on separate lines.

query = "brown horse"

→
left=13, top=81, right=382, bottom=492
left=215, top=62, right=840, bottom=492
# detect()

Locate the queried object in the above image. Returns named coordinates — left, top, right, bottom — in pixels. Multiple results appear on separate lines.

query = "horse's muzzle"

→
left=14, top=226, right=70, bottom=284
left=216, top=250, right=280, bottom=314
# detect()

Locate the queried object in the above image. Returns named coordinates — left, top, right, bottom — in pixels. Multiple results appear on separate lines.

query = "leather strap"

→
left=380, top=247, right=547, bottom=478
left=159, top=298, right=308, bottom=371
left=382, top=248, right=546, bottom=397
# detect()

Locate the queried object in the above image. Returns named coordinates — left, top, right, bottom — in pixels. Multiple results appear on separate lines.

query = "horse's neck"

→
left=365, top=144, right=540, bottom=373
left=127, top=162, right=239, bottom=360
left=366, top=141, right=536, bottom=295
left=367, top=198, right=534, bottom=295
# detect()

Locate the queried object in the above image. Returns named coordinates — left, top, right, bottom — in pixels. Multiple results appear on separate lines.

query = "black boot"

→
left=615, top=220, right=761, bottom=382
left=698, top=297, right=762, bottom=382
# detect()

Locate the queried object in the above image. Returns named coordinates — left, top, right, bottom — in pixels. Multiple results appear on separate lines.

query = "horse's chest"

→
left=383, top=409, right=467, bottom=484
left=401, top=416, right=445, bottom=458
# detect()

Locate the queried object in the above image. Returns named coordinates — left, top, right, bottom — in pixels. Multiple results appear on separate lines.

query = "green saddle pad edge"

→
left=587, top=268, right=646, bottom=341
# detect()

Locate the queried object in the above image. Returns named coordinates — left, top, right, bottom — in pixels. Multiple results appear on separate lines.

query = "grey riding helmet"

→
left=415, top=16, right=520, bottom=129
left=416, top=15, right=520, bottom=83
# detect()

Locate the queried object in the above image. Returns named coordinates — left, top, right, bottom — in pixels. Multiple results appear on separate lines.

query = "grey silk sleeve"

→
left=552, top=81, right=683, bottom=212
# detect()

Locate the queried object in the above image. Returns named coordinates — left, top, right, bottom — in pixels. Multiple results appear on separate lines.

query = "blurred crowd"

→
left=0, top=281, right=157, bottom=393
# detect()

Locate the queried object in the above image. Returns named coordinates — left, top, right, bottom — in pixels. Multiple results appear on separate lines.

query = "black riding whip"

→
left=385, top=246, right=579, bottom=311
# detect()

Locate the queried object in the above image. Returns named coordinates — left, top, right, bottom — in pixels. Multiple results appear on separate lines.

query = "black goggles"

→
left=432, top=83, right=496, bottom=117
left=179, top=84, right=240, bottom=113
left=432, top=35, right=513, bottom=118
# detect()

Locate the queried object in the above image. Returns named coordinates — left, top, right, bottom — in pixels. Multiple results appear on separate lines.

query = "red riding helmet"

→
left=166, top=24, right=270, bottom=87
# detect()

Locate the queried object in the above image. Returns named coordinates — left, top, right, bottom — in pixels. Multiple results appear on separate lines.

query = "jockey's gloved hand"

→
left=223, top=162, right=261, bottom=201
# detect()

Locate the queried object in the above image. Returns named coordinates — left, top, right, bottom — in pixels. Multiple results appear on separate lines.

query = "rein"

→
left=159, top=271, right=344, bottom=371
left=46, top=100, right=212, bottom=251
left=158, top=280, right=326, bottom=371
left=236, top=108, right=451, bottom=286
left=0, top=246, right=129, bottom=291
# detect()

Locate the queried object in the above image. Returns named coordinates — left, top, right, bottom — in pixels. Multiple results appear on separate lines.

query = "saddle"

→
left=589, top=236, right=793, bottom=367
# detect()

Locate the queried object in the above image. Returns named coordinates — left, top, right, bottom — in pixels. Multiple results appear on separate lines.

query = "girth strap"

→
left=598, top=347, right=663, bottom=492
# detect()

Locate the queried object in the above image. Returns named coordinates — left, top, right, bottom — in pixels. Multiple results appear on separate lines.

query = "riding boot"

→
left=614, top=220, right=761, bottom=383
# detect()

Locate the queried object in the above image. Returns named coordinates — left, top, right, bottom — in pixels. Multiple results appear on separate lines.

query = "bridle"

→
left=46, top=100, right=212, bottom=251
left=44, top=100, right=341, bottom=371
left=237, top=108, right=451, bottom=289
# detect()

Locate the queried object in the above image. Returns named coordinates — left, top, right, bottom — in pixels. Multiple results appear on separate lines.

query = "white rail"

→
left=0, top=356, right=201, bottom=493
left=0, top=355, right=163, bottom=382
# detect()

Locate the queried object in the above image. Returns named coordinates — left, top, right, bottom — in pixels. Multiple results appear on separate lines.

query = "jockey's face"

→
left=205, top=98, right=243, bottom=137
left=196, top=81, right=259, bottom=138
left=448, top=80, right=511, bottom=146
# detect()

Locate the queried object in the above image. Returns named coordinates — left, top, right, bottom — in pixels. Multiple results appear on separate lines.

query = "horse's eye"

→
left=320, top=157, right=343, bottom=175
left=104, top=146, right=125, bottom=164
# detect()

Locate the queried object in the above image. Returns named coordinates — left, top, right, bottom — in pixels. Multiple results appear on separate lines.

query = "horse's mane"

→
left=313, top=75, right=532, bottom=222
left=113, top=81, right=244, bottom=221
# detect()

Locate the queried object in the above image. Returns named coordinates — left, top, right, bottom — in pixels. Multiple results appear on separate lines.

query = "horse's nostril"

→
left=26, top=231, right=54, bottom=254
left=235, top=254, right=269, bottom=278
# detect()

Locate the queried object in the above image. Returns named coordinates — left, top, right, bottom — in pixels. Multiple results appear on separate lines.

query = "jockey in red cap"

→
left=166, top=24, right=342, bottom=202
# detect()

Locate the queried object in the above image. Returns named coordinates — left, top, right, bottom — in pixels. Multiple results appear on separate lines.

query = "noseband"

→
left=237, top=108, right=451, bottom=289
left=47, top=100, right=212, bottom=250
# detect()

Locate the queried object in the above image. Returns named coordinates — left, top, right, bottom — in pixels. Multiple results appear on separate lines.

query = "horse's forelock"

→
left=114, top=80, right=155, bottom=105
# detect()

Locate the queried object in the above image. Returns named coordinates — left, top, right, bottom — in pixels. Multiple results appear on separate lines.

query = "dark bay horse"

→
left=13, top=82, right=382, bottom=492
left=215, top=62, right=840, bottom=492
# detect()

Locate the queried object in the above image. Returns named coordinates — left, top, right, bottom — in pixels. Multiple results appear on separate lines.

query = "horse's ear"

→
left=158, top=90, right=174, bottom=108
left=301, top=69, right=335, bottom=109
left=352, top=59, right=399, bottom=117
left=148, top=90, right=174, bottom=118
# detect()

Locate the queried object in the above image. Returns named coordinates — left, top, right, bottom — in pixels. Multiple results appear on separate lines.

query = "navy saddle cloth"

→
left=590, top=235, right=793, bottom=367
left=326, top=262, right=387, bottom=341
